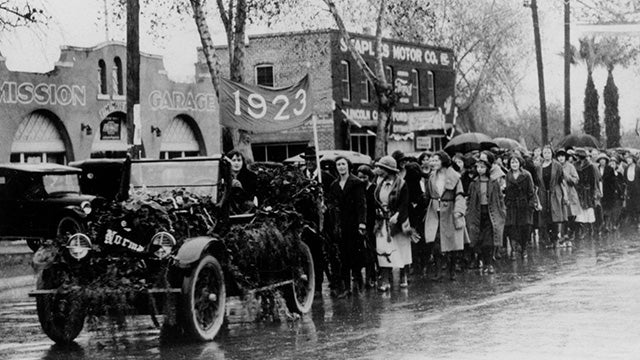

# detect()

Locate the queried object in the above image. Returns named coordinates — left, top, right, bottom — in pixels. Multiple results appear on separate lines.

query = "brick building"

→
left=211, top=29, right=456, bottom=162
left=0, top=42, right=221, bottom=164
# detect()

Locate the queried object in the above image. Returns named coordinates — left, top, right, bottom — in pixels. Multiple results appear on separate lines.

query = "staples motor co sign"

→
left=339, top=37, right=453, bottom=69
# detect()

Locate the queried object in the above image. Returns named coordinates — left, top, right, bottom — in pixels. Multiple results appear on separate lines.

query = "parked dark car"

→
left=0, top=163, right=101, bottom=251
left=30, top=156, right=314, bottom=344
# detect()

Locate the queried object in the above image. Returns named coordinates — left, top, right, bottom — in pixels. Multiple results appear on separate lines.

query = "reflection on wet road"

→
left=1, top=231, right=640, bottom=360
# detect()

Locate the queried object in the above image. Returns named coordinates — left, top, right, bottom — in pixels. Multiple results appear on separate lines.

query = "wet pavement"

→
left=1, top=230, right=640, bottom=360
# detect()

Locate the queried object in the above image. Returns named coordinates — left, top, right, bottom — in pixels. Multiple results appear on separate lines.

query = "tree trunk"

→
left=604, top=68, right=620, bottom=148
left=190, top=0, right=221, bottom=96
left=564, top=0, right=571, bottom=136
left=531, top=0, right=548, bottom=145
left=126, top=0, right=140, bottom=158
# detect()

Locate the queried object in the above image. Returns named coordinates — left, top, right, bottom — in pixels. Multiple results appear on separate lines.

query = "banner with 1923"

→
left=219, top=75, right=313, bottom=133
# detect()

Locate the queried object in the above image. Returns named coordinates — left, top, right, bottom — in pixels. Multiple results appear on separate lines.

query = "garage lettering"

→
left=0, top=81, right=86, bottom=106
left=148, top=90, right=216, bottom=112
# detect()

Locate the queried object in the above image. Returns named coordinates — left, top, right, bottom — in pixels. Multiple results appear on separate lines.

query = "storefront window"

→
left=252, top=142, right=307, bottom=163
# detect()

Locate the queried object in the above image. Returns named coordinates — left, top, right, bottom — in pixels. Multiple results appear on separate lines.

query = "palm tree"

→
left=578, top=37, right=604, bottom=141
left=600, top=38, right=639, bottom=148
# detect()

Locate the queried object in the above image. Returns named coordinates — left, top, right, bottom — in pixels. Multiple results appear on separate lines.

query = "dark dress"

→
left=329, top=175, right=367, bottom=290
left=625, top=164, right=640, bottom=214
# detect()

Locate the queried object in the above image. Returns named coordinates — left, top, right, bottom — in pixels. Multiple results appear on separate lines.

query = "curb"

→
left=0, top=275, right=36, bottom=292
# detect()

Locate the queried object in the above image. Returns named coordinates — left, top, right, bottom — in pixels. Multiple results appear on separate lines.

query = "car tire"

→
left=35, top=265, right=85, bottom=344
left=56, top=216, right=84, bottom=239
left=180, top=255, right=226, bottom=341
left=283, top=242, right=315, bottom=314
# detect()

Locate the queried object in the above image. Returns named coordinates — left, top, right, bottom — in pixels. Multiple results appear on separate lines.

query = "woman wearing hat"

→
left=574, top=148, right=600, bottom=238
left=505, top=154, right=536, bottom=259
left=624, top=154, right=640, bottom=227
left=373, top=156, right=412, bottom=291
left=466, top=156, right=506, bottom=273
left=556, top=149, right=580, bottom=243
left=424, top=151, right=468, bottom=281
left=600, top=154, right=623, bottom=232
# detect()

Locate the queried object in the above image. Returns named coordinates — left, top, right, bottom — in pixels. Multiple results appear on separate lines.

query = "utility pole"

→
left=529, top=0, right=548, bottom=145
left=126, top=0, right=140, bottom=158
left=564, top=0, right=571, bottom=135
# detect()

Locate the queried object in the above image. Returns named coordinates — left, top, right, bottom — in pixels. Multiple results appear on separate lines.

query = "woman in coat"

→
left=466, top=158, right=506, bottom=274
left=424, top=151, right=467, bottom=281
left=536, top=145, right=567, bottom=247
left=373, top=156, right=412, bottom=291
left=404, top=162, right=427, bottom=278
left=574, top=148, right=599, bottom=238
left=356, top=164, right=378, bottom=288
left=624, top=154, right=640, bottom=227
left=226, top=149, right=258, bottom=214
left=504, top=155, right=536, bottom=259
left=556, top=149, right=580, bottom=243
left=329, top=156, right=367, bottom=297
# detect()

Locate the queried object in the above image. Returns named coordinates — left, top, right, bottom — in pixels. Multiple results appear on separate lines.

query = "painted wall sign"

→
left=148, top=90, right=217, bottom=112
left=0, top=81, right=86, bottom=106
left=100, top=116, right=122, bottom=140
left=394, top=70, right=412, bottom=104
left=98, top=101, right=126, bottom=119
left=343, top=107, right=379, bottom=122
left=415, top=135, right=432, bottom=150
left=339, top=37, right=453, bottom=68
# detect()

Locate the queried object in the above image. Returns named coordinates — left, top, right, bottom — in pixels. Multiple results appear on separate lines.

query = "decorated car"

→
left=0, top=163, right=101, bottom=251
left=29, top=156, right=317, bottom=344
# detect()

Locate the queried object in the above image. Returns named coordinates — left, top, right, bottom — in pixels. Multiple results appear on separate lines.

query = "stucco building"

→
left=0, top=42, right=220, bottom=164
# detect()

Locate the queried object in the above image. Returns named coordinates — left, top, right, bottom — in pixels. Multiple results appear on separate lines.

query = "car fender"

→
left=64, top=205, right=87, bottom=219
left=175, top=236, right=226, bottom=268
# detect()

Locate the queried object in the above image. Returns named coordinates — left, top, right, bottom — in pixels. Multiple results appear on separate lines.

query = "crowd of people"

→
left=225, top=144, right=640, bottom=299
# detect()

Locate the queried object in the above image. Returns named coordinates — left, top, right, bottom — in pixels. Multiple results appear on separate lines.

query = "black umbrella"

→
left=557, top=133, right=600, bottom=149
left=444, top=132, right=497, bottom=155
left=493, top=137, right=526, bottom=151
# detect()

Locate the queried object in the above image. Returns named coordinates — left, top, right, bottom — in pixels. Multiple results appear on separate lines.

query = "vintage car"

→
left=0, top=163, right=101, bottom=251
left=30, top=156, right=315, bottom=344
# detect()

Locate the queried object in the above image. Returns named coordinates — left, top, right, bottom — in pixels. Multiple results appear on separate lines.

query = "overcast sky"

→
left=1, top=0, right=639, bottom=134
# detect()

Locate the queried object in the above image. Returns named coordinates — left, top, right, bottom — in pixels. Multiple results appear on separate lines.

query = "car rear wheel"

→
left=35, top=265, right=85, bottom=344
left=181, top=255, right=226, bottom=341
left=56, top=216, right=84, bottom=240
left=283, top=242, right=315, bottom=314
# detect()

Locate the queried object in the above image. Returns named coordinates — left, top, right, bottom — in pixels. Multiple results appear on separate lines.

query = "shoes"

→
left=487, top=265, right=495, bottom=274
left=377, top=283, right=390, bottom=292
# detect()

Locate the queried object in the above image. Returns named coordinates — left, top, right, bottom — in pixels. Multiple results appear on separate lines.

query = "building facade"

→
left=212, top=29, right=456, bottom=162
left=0, top=42, right=221, bottom=164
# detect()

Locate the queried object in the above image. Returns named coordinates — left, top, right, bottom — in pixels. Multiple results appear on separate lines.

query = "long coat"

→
left=504, top=170, right=536, bottom=226
left=466, top=177, right=506, bottom=247
left=536, top=160, right=567, bottom=224
left=560, top=161, right=581, bottom=216
left=424, top=167, right=468, bottom=252
left=601, top=165, right=621, bottom=211
left=374, top=176, right=411, bottom=268
left=624, top=164, right=640, bottom=213
left=329, top=175, right=367, bottom=267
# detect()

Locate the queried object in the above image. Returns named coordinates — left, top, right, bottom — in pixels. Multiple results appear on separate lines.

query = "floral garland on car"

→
left=33, top=163, right=322, bottom=328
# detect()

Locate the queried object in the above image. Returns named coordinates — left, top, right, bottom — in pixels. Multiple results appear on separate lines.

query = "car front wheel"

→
left=180, top=255, right=226, bottom=341
left=35, top=265, right=85, bottom=344
left=56, top=216, right=84, bottom=240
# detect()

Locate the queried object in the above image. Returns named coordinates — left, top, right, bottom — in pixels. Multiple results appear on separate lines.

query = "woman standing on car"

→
left=329, top=156, right=367, bottom=297
left=226, top=150, right=258, bottom=213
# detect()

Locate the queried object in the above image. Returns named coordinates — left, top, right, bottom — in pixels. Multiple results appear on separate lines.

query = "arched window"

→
left=384, top=65, right=393, bottom=85
left=98, top=59, right=107, bottom=95
left=411, top=69, right=420, bottom=106
left=113, top=57, right=124, bottom=95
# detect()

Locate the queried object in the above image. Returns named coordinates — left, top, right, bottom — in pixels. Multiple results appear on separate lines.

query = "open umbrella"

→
left=557, top=133, right=600, bottom=149
left=493, top=137, right=526, bottom=151
left=283, top=150, right=372, bottom=166
left=444, top=132, right=497, bottom=155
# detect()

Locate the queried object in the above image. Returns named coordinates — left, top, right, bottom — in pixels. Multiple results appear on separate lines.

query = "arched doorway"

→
left=10, top=110, right=72, bottom=164
left=91, top=112, right=130, bottom=158
left=159, top=115, right=205, bottom=159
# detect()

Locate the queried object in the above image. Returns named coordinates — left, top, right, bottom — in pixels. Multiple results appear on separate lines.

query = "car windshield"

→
left=129, top=160, right=219, bottom=201
left=43, top=174, right=81, bottom=194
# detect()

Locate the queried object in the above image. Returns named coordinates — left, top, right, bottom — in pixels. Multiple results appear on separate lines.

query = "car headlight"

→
left=151, top=232, right=176, bottom=259
left=80, top=201, right=92, bottom=215
left=66, top=233, right=92, bottom=260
